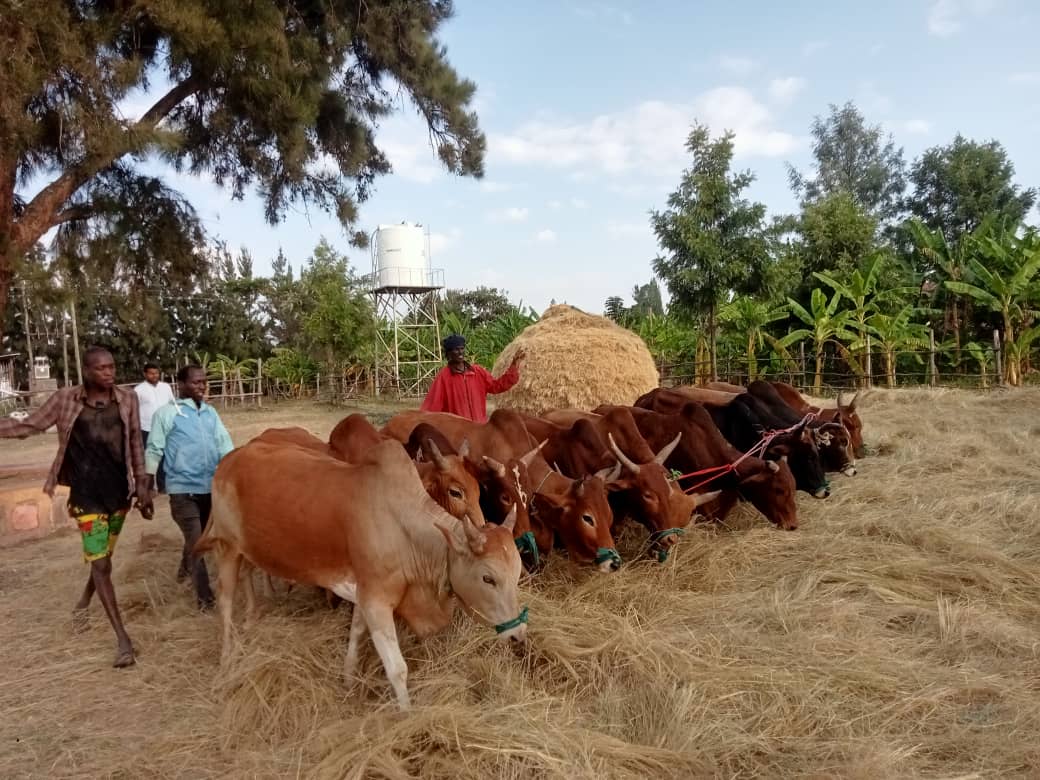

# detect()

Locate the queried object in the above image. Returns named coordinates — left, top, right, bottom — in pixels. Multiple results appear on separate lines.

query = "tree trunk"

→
left=885, top=350, right=895, bottom=388
left=747, top=332, right=756, bottom=381
left=1004, top=315, right=1018, bottom=386
left=708, top=302, right=718, bottom=382
left=814, top=344, right=824, bottom=394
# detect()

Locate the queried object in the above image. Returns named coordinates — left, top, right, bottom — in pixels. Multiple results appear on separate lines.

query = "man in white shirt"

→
left=134, top=363, right=175, bottom=449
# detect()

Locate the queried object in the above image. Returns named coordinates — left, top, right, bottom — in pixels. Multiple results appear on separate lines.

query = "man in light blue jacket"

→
left=146, top=364, right=234, bottom=609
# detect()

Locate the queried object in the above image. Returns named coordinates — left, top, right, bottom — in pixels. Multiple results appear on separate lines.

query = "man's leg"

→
left=169, top=494, right=215, bottom=609
left=76, top=510, right=134, bottom=666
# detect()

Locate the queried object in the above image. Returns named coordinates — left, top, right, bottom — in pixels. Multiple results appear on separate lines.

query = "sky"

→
left=114, top=0, right=1040, bottom=314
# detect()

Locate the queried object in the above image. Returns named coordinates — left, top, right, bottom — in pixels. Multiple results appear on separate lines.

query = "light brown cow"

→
left=197, top=439, right=526, bottom=709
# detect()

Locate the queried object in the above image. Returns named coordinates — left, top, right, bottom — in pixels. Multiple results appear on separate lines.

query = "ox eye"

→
left=643, top=491, right=655, bottom=502
left=500, top=494, right=511, bottom=504
left=482, top=574, right=496, bottom=586
left=449, top=487, right=464, bottom=499
left=582, top=514, right=595, bottom=527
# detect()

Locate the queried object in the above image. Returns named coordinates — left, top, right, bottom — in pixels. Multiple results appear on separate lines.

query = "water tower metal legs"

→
left=373, top=289, right=443, bottom=398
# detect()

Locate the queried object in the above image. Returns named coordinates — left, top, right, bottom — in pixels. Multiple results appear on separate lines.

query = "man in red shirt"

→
left=420, top=335, right=525, bottom=422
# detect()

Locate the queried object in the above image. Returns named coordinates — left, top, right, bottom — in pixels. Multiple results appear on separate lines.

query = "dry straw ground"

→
left=1, top=388, right=1039, bottom=779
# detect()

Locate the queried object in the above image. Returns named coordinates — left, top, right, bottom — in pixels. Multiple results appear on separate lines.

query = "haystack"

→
left=491, top=304, right=659, bottom=414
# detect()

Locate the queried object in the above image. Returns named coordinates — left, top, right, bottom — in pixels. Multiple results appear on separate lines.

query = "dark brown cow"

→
left=599, top=403, right=801, bottom=531
left=770, top=382, right=865, bottom=459
left=543, top=409, right=718, bottom=559
left=382, top=409, right=622, bottom=571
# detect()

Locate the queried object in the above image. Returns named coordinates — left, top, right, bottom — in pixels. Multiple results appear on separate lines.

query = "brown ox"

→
left=600, top=403, right=801, bottom=531
left=197, top=439, right=526, bottom=710
left=704, top=381, right=747, bottom=393
left=251, top=426, right=329, bottom=453
left=769, top=382, right=865, bottom=459
left=543, top=409, right=719, bottom=559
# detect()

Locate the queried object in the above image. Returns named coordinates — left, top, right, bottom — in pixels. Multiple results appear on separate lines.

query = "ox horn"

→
left=519, top=440, right=546, bottom=467
left=607, top=432, right=641, bottom=474
left=574, top=477, right=586, bottom=498
left=427, top=439, right=450, bottom=472
left=766, top=460, right=780, bottom=473
left=461, top=515, right=485, bottom=551
left=847, top=391, right=860, bottom=412
left=458, top=438, right=471, bottom=458
left=595, top=461, right=623, bottom=482
left=836, top=391, right=843, bottom=409
left=653, top=432, right=682, bottom=465
left=482, top=455, right=507, bottom=478
left=502, top=504, right=518, bottom=533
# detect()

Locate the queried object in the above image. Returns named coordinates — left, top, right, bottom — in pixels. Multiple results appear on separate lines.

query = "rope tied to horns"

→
left=672, top=412, right=818, bottom=494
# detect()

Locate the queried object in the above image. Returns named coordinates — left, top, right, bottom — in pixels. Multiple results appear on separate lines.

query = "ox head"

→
left=436, top=508, right=527, bottom=645
left=605, top=432, right=719, bottom=557
left=815, top=422, right=856, bottom=476
left=737, top=457, right=800, bottom=530
left=480, top=451, right=540, bottom=570
left=765, top=419, right=830, bottom=499
left=532, top=470, right=621, bottom=573
left=415, top=438, right=487, bottom=525
left=835, top=391, right=865, bottom=458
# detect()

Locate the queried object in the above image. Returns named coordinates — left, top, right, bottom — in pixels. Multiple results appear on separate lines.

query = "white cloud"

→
left=718, top=55, right=758, bottom=75
left=380, top=138, right=441, bottom=184
left=927, top=0, right=1000, bottom=37
left=534, top=229, right=557, bottom=243
left=488, top=206, right=529, bottom=223
left=801, top=40, right=829, bottom=57
left=547, top=199, right=563, bottom=210
left=885, top=118, right=932, bottom=135
left=1010, top=71, right=1040, bottom=85
left=606, top=220, right=652, bottom=239
left=490, top=88, right=799, bottom=179
left=573, top=4, right=634, bottom=25
left=479, top=180, right=512, bottom=193
left=768, top=76, right=807, bottom=104
left=570, top=197, right=589, bottom=209
left=429, top=227, right=462, bottom=257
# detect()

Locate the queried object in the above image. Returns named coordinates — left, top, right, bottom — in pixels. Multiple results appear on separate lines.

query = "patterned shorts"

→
left=70, top=506, right=130, bottom=562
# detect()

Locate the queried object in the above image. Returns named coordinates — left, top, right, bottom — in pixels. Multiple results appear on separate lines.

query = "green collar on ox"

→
left=494, top=605, right=529, bottom=634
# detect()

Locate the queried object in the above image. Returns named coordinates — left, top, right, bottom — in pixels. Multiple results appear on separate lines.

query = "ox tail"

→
left=192, top=522, right=222, bottom=556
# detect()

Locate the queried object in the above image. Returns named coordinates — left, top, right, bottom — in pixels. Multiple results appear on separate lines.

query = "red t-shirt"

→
left=420, top=362, right=520, bottom=422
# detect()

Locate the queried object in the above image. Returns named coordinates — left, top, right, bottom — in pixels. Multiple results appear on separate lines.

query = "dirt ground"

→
left=1, top=390, right=1039, bottom=779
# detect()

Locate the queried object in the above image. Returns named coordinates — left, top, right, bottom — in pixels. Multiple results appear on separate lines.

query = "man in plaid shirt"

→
left=0, top=347, right=153, bottom=668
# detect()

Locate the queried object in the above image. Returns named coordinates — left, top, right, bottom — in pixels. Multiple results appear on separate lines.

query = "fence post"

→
left=928, top=329, right=937, bottom=387
left=257, top=358, right=263, bottom=407
left=317, top=372, right=321, bottom=398
left=993, top=329, right=1004, bottom=387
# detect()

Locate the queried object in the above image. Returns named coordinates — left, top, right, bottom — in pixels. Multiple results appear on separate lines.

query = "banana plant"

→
left=719, top=296, right=788, bottom=380
left=864, top=305, right=931, bottom=388
left=783, top=288, right=858, bottom=393
left=945, top=228, right=1040, bottom=385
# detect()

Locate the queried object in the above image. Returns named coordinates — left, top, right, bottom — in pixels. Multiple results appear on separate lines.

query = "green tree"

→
left=783, top=288, right=858, bottom=393
left=907, top=135, right=1037, bottom=241
left=296, top=238, right=376, bottom=369
left=865, top=305, right=931, bottom=388
left=1, top=1, right=486, bottom=332
left=795, top=192, right=879, bottom=289
left=787, top=101, right=906, bottom=222
left=718, top=296, right=788, bottom=380
left=604, top=296, right=627, bottom=323
left=945, top=228, right=1040, bottom=385
left=631, top=279, right=664, bottom=318
left=442, top=286, right=515, bottom=328
left=652, top=124, right=770, bottom=379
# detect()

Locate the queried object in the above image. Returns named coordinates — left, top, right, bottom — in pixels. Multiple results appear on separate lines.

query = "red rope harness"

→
left=675, top=412, right=817, bottom=494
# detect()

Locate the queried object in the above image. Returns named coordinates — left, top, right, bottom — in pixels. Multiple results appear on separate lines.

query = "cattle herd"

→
left=195, top=379, right=864, bottom=709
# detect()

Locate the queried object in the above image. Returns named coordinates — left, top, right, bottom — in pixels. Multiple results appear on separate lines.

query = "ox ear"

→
left=502, top=504, right=518, bottom=533
left=691, top=489, right=722, bottom=508
left=653, top=432, right=682, bottom=465
left=458, top=438, right=471, bottom=459
left=434, top=518, right=470, bottom=557
left=594, top=461, right=623, bottom=482
left=482, top=455, right=507, bottom=478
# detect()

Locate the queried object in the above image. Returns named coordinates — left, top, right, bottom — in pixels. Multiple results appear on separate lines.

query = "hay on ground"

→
left=491, top=304, right=660, bottom=414
left=2, top=390, right=1040, bottom=778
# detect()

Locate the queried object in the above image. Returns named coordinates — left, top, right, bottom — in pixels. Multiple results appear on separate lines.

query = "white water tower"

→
left=364, top=222, right=445, bottom=397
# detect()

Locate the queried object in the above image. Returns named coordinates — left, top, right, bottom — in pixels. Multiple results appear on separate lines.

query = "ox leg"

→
left=343, top=605, right=368, bottom=686
left=215, top=549, right=242, bottom=664
left=242, top=566, right=258, bottom=627
left=361, top=602, right=410, bottom=709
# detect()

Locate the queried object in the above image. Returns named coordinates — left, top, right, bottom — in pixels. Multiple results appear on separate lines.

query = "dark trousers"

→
left=169, top=493, right=214, bottom=606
